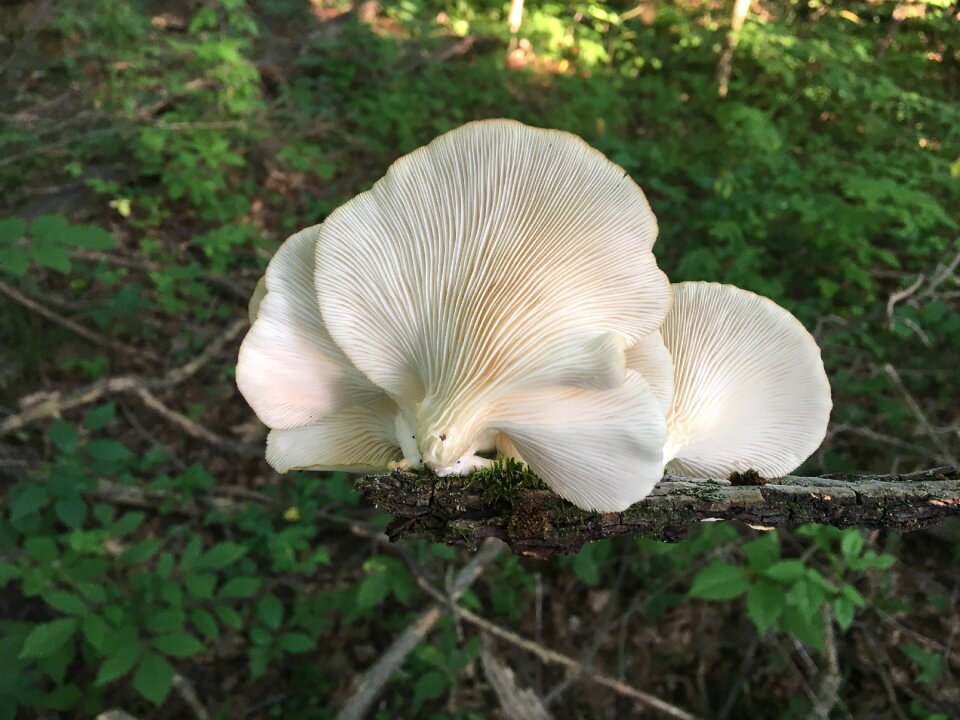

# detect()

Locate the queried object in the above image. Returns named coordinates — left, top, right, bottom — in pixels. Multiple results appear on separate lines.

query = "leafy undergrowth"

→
left=1, top=0, right=958, bottom=718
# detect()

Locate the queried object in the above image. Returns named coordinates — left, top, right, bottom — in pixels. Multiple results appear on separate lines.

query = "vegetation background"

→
left=1, top=0, right=958, bottom=717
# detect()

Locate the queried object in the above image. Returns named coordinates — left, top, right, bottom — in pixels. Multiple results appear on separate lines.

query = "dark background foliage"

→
left=0, top=0, right=957, bottom=718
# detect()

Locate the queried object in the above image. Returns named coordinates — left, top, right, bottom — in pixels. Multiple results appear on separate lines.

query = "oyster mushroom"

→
left=237, top=119, right=673, bottom=511
left=629, top=281, right=832, bottom=479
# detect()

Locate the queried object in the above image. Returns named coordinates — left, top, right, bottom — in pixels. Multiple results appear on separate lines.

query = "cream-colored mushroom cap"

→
left=314, top=119, right=671, bottom=481
left=655, top=281, right=832, bottom=478
left=236, top=227, right=403, bottom=472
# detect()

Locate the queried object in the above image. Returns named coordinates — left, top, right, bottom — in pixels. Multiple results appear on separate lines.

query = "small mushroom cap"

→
left=236, top=226, right=386, bottom=432
left=661, top=282, right=832, bottom=478
left=486, top=371, right=668, bottom=512
left=313, top=119, right=670, bottom=467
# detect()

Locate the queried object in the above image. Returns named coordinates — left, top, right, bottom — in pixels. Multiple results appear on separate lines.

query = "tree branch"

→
left=357, top=467, right=960, bottom=559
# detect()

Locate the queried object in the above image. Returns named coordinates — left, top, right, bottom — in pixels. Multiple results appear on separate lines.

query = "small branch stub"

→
left=357, top=467, right=960, bottom=559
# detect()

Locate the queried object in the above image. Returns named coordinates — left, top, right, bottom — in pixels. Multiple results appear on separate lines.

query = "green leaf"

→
left=741, top=532, right=780, bottom=571
left=83, top=404, right=116, bottom=430
left=44, top=591, right=87, bottom=615
left=197, top=542, right=246, bottom=569
left=571, top=544, right=602, bottom=586
left=780, top=604, right=824, bottom=651
left=82, top=614, right=111, bottom=653
left=152, top=632, right=204, bottom=658
left=96, top=639, right=142, bottom=685
left=278, top=632, right=314, bottom=653
left=184, top=572, right=216, bottom=599
left=134, top=652, right=174, bottom=705
left=32, top=240, right=71, bottom=273
left=11, top=483, right=50, bottom=521
left=111, top=511, right=145, bottom=537
left=219, top=577, right=261, bottom=599
left=68, top=224, right=115, bottom=249
left=20, top=618, right=78, bottom=659
left=214, top=604, right=243, bottom=630
left=55, top=493, right=87, bottom=529
left=841, top=584, right=866, bottom=607
left=75, top=581, right=108, bottom=603
left=412, top=669, right=449, bottom=710
left=86, top=439, right=134, bottom=463
left=689, top=562, right=750, bottom=600
left=190, top=608, right=219, bottom=641
left=747, top=578, right=785, bottom=633
left=29, top=214, right=70, bottom=240
left=0, top=245, right=29, bottom=276
left=902, top=643, right=943, bottom=685
left=763, top=559, right=807, bottom=583
left=120, top=539, right=162, bottom=565
left=257, top=593, right=283, bottom=630
left=356, top=570, right=391, bottom=612
left=840, top=530, right=865, bottom=561
left=0, top=561, right=22, bottom=587
left=24, top=536, right=58, bottom=563
left=0, top=217, right=26, bottom=245
left=48, top=421, right=79, bottom=454
left=832, top=597, right=856, bottom=631
left=147, top=609, right=186, bottom=634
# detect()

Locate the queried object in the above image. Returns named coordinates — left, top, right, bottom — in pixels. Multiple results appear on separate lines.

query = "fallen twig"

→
left=335, top=539, right=505, bottom=720
left=0, top=279, right=161, bottom=362
left=0, top=317, right=247, bottom=436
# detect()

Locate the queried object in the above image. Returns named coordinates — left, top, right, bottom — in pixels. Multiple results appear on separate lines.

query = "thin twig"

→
left=335, top=539, right=505, bottom=720
left=0, top=279, right=161, bottom=361
left=0, top=318, right=247, bottom=436
left=325, top=513, right=699, bottom=720
left=172, top=673, right=209, bottom=720
left=133, top=388, right=261, bottom=457
left=884, top=364, right=959, bottom=465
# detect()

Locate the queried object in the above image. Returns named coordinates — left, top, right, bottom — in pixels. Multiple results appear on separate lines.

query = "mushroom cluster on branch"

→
left=236, top=120, right=832, bottom=513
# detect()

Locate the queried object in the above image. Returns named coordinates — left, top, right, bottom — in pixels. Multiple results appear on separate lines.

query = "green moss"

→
left=467, top=457, right=548, bottom=503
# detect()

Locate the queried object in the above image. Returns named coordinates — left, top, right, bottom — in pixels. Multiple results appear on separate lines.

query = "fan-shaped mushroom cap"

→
left=486, top=371, right=668, bottom=512
left=314, top=119, right=670, bottom=473
left=236, top=226, right=387, bottom=432
left=660, top=282, right=832, bottom=478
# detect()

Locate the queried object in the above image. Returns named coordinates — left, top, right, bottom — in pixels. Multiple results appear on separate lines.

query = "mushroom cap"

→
left=313, top=119, right=670, bottom=469
left=660, top=281, right=832, bottom=478
left=486, top=370, right=668, bottom=512
left=236, top=225, right=397, bottom=473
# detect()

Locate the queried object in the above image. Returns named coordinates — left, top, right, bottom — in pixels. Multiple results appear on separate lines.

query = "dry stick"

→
left=452, top=603, right=701, bottom=720
left=716, top=0, right=753, bottom=97
left=329, top=514, right=699, bottom=720
left=133, top=388, right=261, bottom=458
left=0, top=279, right=161, bottom=362
left=0, top=317, right=247, bottom=436
left=884, top=364, right=960, bottom=466
left=172, top=673, right=209, bottom=720
left=480, top=645, right=554, bottom=720
left=335, top=539, right=505, bottom=720
left=809, top=605, right=842, bottom=720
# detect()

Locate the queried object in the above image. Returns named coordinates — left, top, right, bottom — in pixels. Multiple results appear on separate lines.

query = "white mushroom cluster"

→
left=237, top=119, right=831, bottom=512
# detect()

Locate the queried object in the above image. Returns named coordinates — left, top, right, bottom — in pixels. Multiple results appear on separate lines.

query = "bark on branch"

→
left=357, top=467, right=960, bottom=559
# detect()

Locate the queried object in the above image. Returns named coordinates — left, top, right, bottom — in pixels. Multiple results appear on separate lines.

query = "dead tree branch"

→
left=358, top=467, right=960, bottom=559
